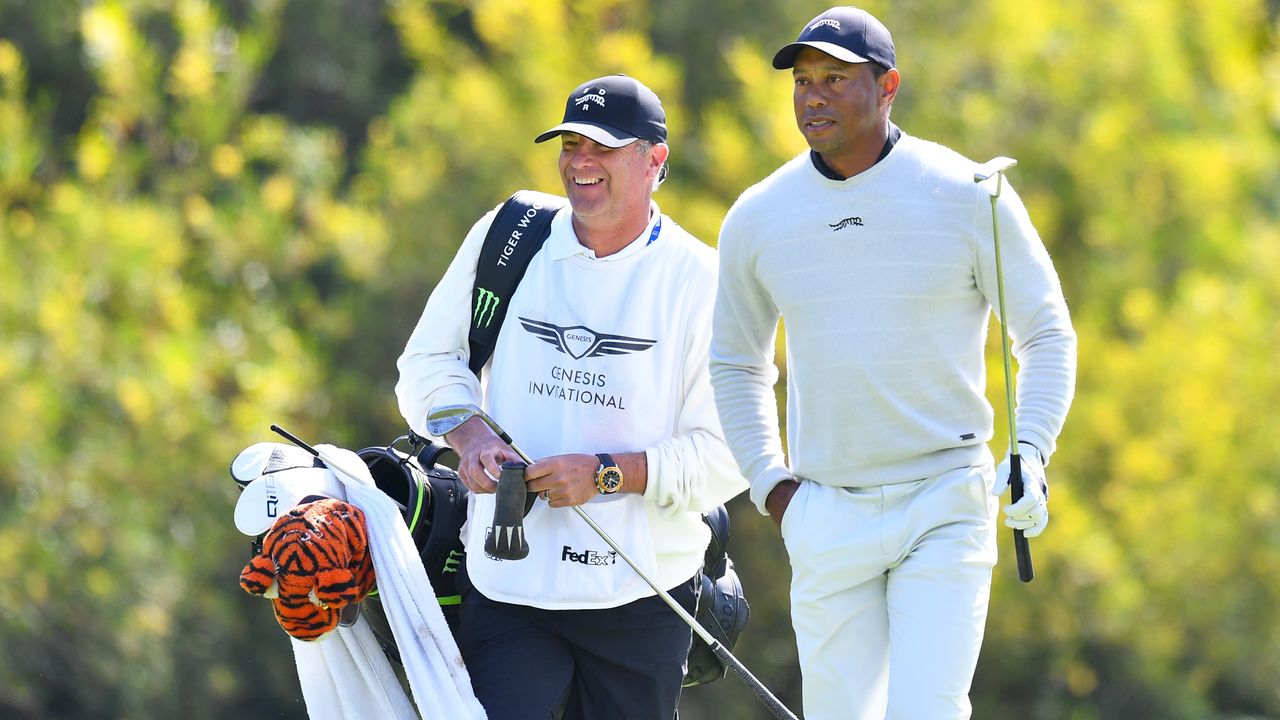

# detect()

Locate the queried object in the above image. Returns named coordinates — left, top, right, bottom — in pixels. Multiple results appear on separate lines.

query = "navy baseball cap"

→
left=772, top=6, right=896, bottom=70
left=534, top=75, right=667, bottom=148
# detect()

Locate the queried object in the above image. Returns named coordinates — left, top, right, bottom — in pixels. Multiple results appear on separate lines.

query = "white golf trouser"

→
left=781, top=464, right=998, bottom=720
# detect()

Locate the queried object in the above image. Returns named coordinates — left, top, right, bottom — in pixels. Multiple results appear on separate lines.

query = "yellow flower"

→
left=183, top=194, right=214, bottom=228
left=262, top=174, right=296, bottom=213
left=211, top=144, right=243, bottom=178
left=0, top=40, right=21, bottom=78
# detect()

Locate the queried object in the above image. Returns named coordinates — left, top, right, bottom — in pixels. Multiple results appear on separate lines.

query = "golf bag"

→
left=354, top=433, right=469, bottom=664
left=352, top=431, right=751, bottom=685
left=229, top=427, right=752, bottom=684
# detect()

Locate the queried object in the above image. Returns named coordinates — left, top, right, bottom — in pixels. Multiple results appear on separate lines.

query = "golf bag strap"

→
left=468, top=190, right=570, bottom=376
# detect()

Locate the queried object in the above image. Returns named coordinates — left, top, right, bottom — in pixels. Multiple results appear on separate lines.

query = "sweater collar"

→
left=809, top=122, right=901, bottom=180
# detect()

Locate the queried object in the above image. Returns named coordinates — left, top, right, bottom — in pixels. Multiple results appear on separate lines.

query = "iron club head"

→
left=426, top=404, right=532, bottom=463
left=424, top=404, right=480, bottom=437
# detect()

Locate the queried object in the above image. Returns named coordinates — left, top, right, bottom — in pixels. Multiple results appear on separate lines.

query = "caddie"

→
left=395, top=74, right=746, bottom=719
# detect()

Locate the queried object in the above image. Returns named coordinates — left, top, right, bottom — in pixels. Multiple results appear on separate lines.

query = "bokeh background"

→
left=2, top=0, right=1279, bottom=718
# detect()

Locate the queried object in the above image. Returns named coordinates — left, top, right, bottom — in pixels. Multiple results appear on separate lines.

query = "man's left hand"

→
left=993, top=445, right=1049, bottom=538
left=525, top=454, right=599, bottom=508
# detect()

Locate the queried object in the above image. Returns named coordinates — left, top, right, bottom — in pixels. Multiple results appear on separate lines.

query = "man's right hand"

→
left=766, top=478, right=802, bottom=529
left=445, top=416, right=521, bottom=494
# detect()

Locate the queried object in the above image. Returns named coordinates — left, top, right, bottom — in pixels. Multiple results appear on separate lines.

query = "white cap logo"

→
left=808, top=18, right=841, bottom=32
left=574, top=87, right=607, bottom=111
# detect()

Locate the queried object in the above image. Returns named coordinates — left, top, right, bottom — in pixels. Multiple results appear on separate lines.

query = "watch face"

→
left=597, top=467, right=623, bottom=493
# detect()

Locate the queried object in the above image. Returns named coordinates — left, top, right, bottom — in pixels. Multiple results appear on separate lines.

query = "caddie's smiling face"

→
left=558, top=133, right=665, bottom=226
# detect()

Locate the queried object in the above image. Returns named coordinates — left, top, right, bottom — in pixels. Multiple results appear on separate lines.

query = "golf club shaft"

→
left=987, top=182, right=1035, bottom=583
left=474, top=412, right=799, bottom=720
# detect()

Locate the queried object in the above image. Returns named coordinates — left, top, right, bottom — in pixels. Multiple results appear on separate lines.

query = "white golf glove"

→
left=992, top=443, right=1049, bottom=538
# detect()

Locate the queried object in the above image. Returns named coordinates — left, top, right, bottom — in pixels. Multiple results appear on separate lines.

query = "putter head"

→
left=974, top=156, right=1017, bottom=183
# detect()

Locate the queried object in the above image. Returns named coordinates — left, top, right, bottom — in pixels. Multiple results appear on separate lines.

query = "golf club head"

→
left=425, top=404, right=480, bottom=437
left=425, top=404, right=530, bottom=459
left=974, top=156, right=1017, bottom=184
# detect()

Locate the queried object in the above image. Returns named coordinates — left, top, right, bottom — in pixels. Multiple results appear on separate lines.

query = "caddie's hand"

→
left=993, top=444, right=1050, bottom=538
left=525, top=454, right=598, bottom=508
left=446, top=416, right=521, bottom=494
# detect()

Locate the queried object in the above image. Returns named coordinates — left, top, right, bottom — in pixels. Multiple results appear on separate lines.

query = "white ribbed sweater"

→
left=711, top=135, right=1077, bottom=513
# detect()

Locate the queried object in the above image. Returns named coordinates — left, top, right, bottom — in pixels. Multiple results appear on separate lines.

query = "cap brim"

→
left=772, top=41, right=873, bottom=69
left=534, top=122, right=639, bottom=148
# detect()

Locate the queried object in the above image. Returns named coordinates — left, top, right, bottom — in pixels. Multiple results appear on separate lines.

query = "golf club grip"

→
left=1009, top=455, right=1035, bottom=582
left=485, top=461, right=529, bottom=560
left=714, top=643, right=799, bottom=720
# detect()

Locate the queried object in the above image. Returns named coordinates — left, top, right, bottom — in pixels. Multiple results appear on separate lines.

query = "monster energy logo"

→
left=474, top=288, right=501, bottom=328
left=442, top=549, right=462, bottom=574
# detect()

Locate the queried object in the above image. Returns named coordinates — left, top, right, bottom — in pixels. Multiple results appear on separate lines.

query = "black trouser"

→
left=457, top=568, right=698, bottom=720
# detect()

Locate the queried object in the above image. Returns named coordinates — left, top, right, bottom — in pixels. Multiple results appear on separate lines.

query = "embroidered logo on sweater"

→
left=519, top=317, right=656, bottom=360
left=829, top=216, right=864, bottom=231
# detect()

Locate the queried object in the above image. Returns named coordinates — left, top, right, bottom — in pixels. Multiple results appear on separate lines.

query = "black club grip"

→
left=1009, top=454, right=1035, bottom=583
left=485, top=461, right=530, bottom=560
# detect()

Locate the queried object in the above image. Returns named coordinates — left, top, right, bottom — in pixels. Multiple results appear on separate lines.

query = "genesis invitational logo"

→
left=808, top=18, right=841, bottom=32
left=519, top=317, right=656, bottom=360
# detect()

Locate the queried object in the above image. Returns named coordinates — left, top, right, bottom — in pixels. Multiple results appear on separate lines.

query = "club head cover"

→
left=239, top=498, right=376, bottom=641
left=701, top=505, right=731, bottom=579
left=485, top=461, right=530, bottom=560
left=231, top=442, right=347, bottom=536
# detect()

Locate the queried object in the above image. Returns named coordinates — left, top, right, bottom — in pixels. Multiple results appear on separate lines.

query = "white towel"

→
left=288, top=444, right=487, bottom=720
left=291, top=616, right=418, bottom=719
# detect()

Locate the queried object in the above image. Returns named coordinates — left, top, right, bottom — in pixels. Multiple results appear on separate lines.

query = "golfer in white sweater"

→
left=710, top=7, right=1076, bottom=719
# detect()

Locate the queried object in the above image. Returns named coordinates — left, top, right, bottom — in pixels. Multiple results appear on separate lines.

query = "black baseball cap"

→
left=534, top=74, right=667, bottom=148
left=772, top=6, right=896, bottom=70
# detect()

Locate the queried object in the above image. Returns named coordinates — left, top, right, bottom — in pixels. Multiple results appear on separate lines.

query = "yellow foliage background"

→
left=1, top=1, right=1278, bottom=717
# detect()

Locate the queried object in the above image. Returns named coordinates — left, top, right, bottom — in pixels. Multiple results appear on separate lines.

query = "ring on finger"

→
left=483, top=468, right=498, bottom=483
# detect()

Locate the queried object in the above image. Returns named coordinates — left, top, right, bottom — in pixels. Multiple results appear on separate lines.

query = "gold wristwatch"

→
left=594, top=453, right=623, bottom=494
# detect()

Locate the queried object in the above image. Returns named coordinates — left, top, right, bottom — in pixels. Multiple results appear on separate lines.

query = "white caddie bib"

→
left=465, top=491, right=657, bottom=609
left=457, top=207, right=701, bottom=609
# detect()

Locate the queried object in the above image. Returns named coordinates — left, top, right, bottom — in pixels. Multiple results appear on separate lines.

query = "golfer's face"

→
left=791, top=48, right=887, bottom=158
left=558, top=134, right=656, bottom=222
